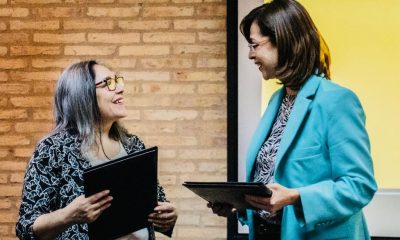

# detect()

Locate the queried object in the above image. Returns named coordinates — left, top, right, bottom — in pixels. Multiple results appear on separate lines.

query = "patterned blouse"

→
left=253, top=94, right=296, bottom=223
left=16, top=129, right=169, bottom=240
left=253, top=94, right=296, bottom=184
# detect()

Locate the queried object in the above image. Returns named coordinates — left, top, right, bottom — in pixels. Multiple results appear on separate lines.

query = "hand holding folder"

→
left=183, top=182, right=272, bottom=211
left=83, top=147, right=158, bottom=240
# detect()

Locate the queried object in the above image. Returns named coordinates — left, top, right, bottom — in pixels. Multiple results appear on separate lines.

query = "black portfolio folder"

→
left=183, top=182, right=272, bottom=210
left=83, top=146, right=158, bottom=240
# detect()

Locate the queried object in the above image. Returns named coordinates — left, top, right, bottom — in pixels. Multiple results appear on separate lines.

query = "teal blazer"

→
left=243, top=75, right=377, bottom=239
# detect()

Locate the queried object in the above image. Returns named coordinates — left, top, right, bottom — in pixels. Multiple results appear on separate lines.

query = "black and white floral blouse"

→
left=16, top=129, right=169, bottom=240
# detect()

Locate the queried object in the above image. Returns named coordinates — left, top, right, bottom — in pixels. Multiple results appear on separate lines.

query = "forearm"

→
left=32, top=207, right=74, bottom=240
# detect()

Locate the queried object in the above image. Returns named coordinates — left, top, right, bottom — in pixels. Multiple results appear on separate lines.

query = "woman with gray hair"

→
left=16, top=60, right=177, bottom=240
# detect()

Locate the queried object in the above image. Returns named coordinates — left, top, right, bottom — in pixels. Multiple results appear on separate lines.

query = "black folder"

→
left=182, top=182, right=272, bottom=210
left=83, top=146, right=158, bottom=240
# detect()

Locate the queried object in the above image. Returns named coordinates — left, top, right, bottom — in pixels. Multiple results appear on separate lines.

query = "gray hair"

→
left=53, top=60, right=129, bottom=156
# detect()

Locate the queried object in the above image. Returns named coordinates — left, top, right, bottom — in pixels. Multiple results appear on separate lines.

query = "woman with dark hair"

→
left=209, top=0, right=376, bottom=239
left=16, top=60, right=177, bottom=240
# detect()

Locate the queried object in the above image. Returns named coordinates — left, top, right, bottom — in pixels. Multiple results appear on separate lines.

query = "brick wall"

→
left=0, top=0, right=227, bottom=239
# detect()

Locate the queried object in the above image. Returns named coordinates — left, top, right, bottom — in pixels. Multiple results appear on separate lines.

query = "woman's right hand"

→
left=64, top=190, right=113, bottom=224
left=207, top=202, right=237, bottom=218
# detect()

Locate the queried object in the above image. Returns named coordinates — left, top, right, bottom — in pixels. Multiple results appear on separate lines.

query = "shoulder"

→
left=314, top=78, right=365, bottom=120
left=314, top=78, right=361, bottom=109
left=123, top=133, right=145, bottom=153
left=32, top=129, right=81, bottom=163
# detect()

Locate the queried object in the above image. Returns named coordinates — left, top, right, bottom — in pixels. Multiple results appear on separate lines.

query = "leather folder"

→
left=83, top=146, right=158, bottom=240
left=183, top=181, right=272, bottom=211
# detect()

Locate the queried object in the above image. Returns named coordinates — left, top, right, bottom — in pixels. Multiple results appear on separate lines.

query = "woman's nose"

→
left=115, top=83, right=124, bottom=94
left=248, top=50, right=255, bottom=59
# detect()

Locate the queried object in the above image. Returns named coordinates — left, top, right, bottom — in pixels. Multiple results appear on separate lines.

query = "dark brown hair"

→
left=240, top=0, right=331, bottom=90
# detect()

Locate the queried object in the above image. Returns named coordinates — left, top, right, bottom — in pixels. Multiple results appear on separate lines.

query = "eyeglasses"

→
left=95, top=75, right=124, bottom=91
left=248, top=39, right=270, bottom=52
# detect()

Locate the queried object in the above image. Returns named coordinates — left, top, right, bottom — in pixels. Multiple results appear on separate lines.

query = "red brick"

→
left=0, top=199, right=12, bottom=209
left=0, top=33, right=29, bottom=44
left=0, top=109, right=28, bottom=119
left=0, top=47, right=6, bottom=56
left=143, top=32, right=195, bottom=43
left=174, top=71, right=225, bottom=82
left=0, top=59, right=27, bottom=69
left=10, top=46, right=61, bottom=56
left=64, top=45, right=116, bottom=56
left=32, top=110, right=53, bottom=120
left=0, top=136, right=30, bottom=146
left=178, top=122, right=226, bottom=135
left=143, top=6, right=194, bottom=17
left=0, top=225, right=9, bottom=236
left=65, top=0, right=114, bottom=3
left=0, top=84, right=30, bottom=94
left=174, top=19, right=225, bottom=30
left=196, top=5, right=226, bottom=16
left=32, top=7, right=82, bottom=18
left=31, top=58, right=80, bottom=69
left=34, top=33, right=85, bottom=44
left=142, top=83, right=195, bottom=94
left=124, top=122, right=176, bottom=134
left=0, top=98, right=7, bottom=107
left=122, top=71, right=170, bottom=81
left=10, top=71, right=60, bottom=81
left=173, top=0, right=202, bottom=3
left=140, top=58, right=192, bottom=69
left=198, top=32, right=226, bottom=43
left=197, top=83, right=226, bottom=94
left=202, top=110, right=226, bottom=120
left=64, top=19, right=113, bottom=30
left=88, top=33, right=140, bottom=44
left=10, top=96, right=52, bottom=108
left=11, top=0, right=61, bottom=3
left=10, top=20, right=59, bottom=30
left=197, top=57, right=226, bottom=68
left=143, top=110, right=198, bottom=121
left=0, top=122, right=11, bottom=132
left=0, top=174, right=7, bottom=183
left=0, top=161, right=28, bottom=171
left=0, top=149, right=9, bottom=158
left=0, top=72, right=8, bottom=81
left=173, top=44, right=225, bottom=55
left=124, top=96, right=171, bottom=107
left=10, top=172, right=24, bottom=183
left=98, top=58, right=137, bottom=69
left=118, top=20, right=170, bottom=30
left=0, top=21, right=6, bottom=31
left=172, top=95, right=225, bottom=107
left=14, top=147, right=34, bottom=157
left=119, top=0, right=168, bottom=3
left=0, top=8, right=29, bottom=17
left=0, top=184, right=20, bottom=196
left=14, top=122, right=53, bottom=133
left=33, top=81, right=56, bottom=94
left=119, top=45, right=170, bottom=56
left=87, top=7, right=140, bottom=17
left=159, top=162, right=195, bottom=173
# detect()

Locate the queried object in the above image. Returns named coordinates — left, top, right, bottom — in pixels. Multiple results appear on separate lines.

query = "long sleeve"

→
left=16, top=142, right=60, bottom=240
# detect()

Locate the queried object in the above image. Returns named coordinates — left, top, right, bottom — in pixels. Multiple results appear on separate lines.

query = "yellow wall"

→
left=262, top=0, right=400, bottom=188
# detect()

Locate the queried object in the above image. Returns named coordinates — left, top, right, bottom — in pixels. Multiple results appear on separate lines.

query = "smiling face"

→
left=248, top=21, right=278, bottom=80
left=94, top=64, right=127, bottom=124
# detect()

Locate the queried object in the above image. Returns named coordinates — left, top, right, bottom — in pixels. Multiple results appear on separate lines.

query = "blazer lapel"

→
left=246, top=89, right=284, bottom=181
left=274, top=75, right=322, bottom=172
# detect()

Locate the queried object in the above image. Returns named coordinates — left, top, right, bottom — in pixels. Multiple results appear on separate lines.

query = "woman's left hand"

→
left=148, top=201, right=178, bottom=232
left=245, top=183, right=300, bottom=216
